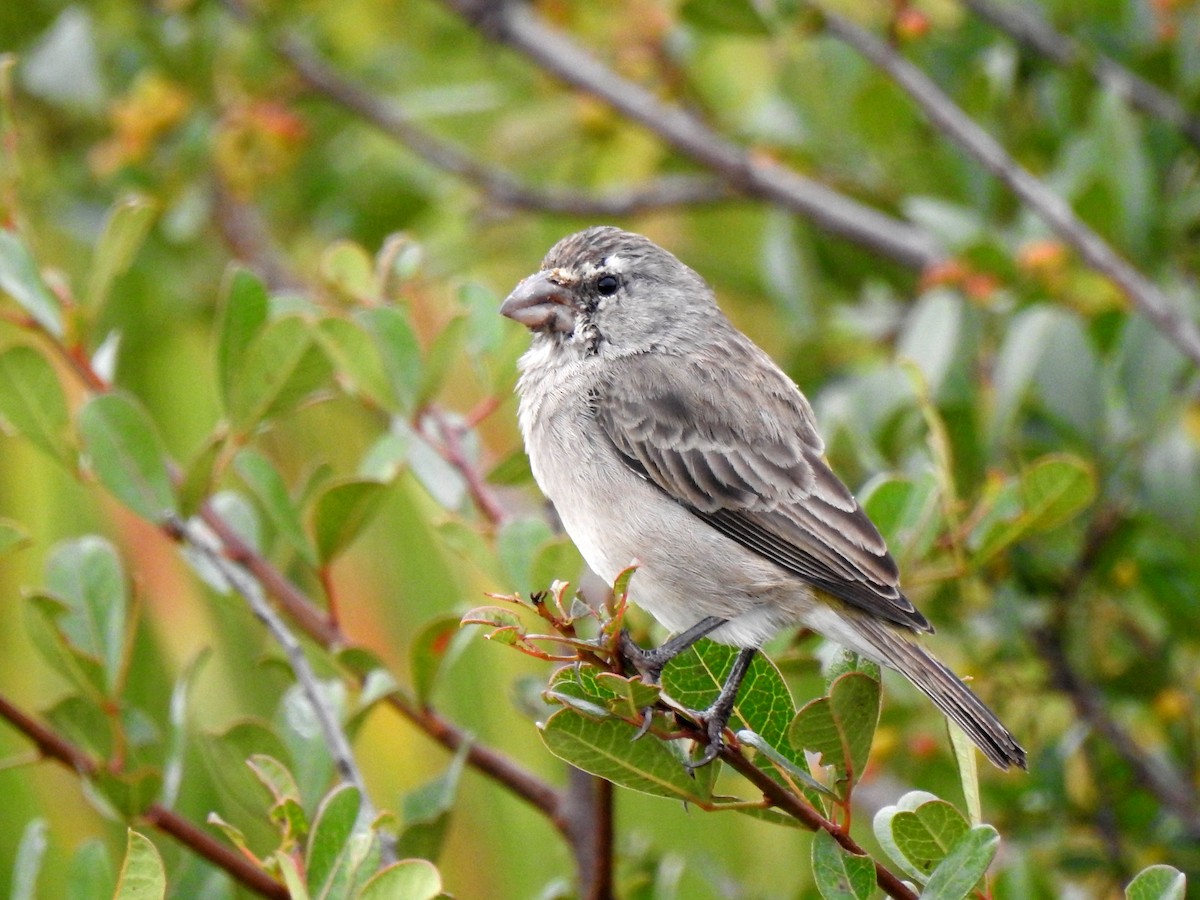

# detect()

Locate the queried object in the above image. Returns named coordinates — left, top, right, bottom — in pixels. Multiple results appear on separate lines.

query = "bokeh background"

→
left=1, top=0, right=1199, bottom=897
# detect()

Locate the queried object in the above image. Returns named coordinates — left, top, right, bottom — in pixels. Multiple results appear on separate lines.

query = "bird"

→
left=500, top=225, right=1026, bottom=771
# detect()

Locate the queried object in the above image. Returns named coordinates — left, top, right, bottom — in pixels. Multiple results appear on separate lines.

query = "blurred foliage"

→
left=1, top=0, right=1199, bottom=898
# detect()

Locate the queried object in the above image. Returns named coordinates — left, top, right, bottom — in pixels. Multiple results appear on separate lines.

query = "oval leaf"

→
left=228, top=315, right=332, bottom=434
left=540, top=708, right=713, bottom=803
left=78, top=392, right=177, bottom=522
left=811, top=828, right=876, bottom=900
left=921, top=825, right=999, bottom=900
left=0, top=229, right=62, bottom=336
left=113, top=830, right=165, bottom=900
left=310, top=478, right=389, bottom=564
left=358, top=859, right=442, bottom=900
left=0, top=344, right=71, bottom=464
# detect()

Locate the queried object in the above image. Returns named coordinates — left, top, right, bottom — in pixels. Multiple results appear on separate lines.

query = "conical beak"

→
left=500, top=271, right=577, bottom=333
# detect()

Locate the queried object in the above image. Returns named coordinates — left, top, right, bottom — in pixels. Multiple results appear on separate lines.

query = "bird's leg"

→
left=687, top=647, right=757, bottom=771
left=619, top=615, right=726, bottom=739
left=619, top=615, right=726, bottom=683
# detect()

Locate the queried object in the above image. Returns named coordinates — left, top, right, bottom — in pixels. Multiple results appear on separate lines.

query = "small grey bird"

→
left=501, top=225, right=1025, bottom=771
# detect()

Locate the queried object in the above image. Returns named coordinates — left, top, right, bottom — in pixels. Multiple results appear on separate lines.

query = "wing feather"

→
left=596, top=346, right=929, bottom=632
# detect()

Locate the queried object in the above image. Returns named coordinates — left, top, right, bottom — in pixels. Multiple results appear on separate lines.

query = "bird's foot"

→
left=617, top=629, right=667, bottom=683
left=683, top=693, right=738, bottom=772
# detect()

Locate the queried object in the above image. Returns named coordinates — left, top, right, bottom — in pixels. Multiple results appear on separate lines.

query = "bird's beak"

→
left=500, top=271, right=577, bottom=334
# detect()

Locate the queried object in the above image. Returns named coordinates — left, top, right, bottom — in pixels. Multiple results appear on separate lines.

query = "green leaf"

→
left=0, top=229, right=62, bottom=336
left=200, top=719, right=291, bottom=838
left=306, top=784, right=362, bottom=896
left=235, top=448, right=318, bottom=566
left=43, top=536, right=128, bottom=695
left=1125, top=864, right=1187, bottom=900
left=319, top=240, right=374, bottom=302
left=860, top=472, right=940, bottom=558
left=396, top=743, right=468, bottom=863
left=314, top=316, right=394, bottom=407
left=410, top=613, right=469, bottom=705
left=177, top=432, right=225, bottom=519
left=947, top=721, right=981, bottom=826
left=228, top=316, right=332, bottom=434
left=921, top=825, right=999, bottom=899
left=540, top=708, right=713, bottom=803
left=310, top=478, right=389, bottom=564
left=874, top=791, right=970, bottom=884
left=788, top=671, right=881, bottom=796
left=11, top=818, right=47, bottom=900
left=216, top=268, right=269, bottom=414
left=0, top=344, right=72, bottom=464
left=66, top=839, right=115, bottom=900
left=664, top=641, right=797, bottom=774
left=810, top=829, right=875, bottom=900
left=84, top=194, right=156, bottom=312
left=161, top=649, right=210, bottom=809
left=970, top=454, right=1096, bottom=564
left=78, top=392, right=178, bottom=522
left=359, top=306, right=422, bottom=413
left=594, top=672, right=662, bottom=721
left=248, top=754, right=308, bottom=845
left=497, top=517, right=555, bottom=596
left=45, top=694, right=113, bottom=758
left=357, top=860, right=443, bottom=900
left=680, top=0, right=774, bottom=34
left=1017, top=453, right=1096, bottom=532
left=88, top=767, right=163, bottom=819
left=23, top=593, right=107, bottom=697
left=112, top=830, right=165, bottom=900
left=418, top=315, right=466, bottom=406
left=0, top=517, right=31, bottom=557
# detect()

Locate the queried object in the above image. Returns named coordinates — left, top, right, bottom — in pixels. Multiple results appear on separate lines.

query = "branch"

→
left=816, top=7, right=1200, bottom=371
left=172, top=516, right=384, bottom=848
left=0, top=693, right=288, bottom=899
left=963, top=0, right=1200, bottom=149
left=218, top=0, right=730, bottom=218
left=193, top=506, right=566, bottom=826
left=439, top=0, right=943, bottom=269
left=1032, top=510, right=1200, bottom=839
left=211, top=176, right=307, bottom=293
left=718, top=746, right=918, bottom=900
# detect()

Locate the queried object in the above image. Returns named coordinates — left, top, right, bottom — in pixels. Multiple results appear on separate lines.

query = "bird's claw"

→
left=631, top=707, right=655, bottom=741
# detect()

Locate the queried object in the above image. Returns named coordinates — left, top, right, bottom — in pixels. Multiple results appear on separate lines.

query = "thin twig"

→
left=193, top=506, right=566, bottom=825
left=421, top=408, right=509, bottom=526
left=217, top=0, right=730, bottom=218
left=0, top=693, right=288, bottom=899
left=963, top=0, right=1200, bottom=149
left=211, top=176, right=307, bottom=293
left=173, top=517, right=384, bottom=840
left=815, top=6, right=1200, bottom=370
left=440, top=0, right=943, bottom=269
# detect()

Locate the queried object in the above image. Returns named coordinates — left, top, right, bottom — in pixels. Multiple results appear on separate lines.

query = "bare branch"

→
left=218, top=0, right=730, bottom=217
left=0, top=693, right=288, bottom=899
left=211, top=176, right=307, bottom=293
left=964, top=0, right=1200, bottom=149
left=816, top=7, right=1200, bottom=370
left=439, top=0, right=943, bottom=269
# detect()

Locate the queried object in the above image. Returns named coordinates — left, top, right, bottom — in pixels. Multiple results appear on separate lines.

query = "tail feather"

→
left=856, top=618, right=1027, bottom=770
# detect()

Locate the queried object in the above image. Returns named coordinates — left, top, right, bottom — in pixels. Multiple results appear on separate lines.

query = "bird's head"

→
left=500, top=226, right=719, bottom=359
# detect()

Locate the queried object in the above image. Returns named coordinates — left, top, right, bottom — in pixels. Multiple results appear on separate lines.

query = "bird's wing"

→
left=594, top=347, right=930, bottom=632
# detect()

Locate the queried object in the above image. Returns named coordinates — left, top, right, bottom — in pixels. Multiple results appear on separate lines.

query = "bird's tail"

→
left=853, top=616, right=1027, bottom=770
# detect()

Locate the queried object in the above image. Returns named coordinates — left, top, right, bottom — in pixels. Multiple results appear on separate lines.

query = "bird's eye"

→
left=596, top=274, right=620, bottom=296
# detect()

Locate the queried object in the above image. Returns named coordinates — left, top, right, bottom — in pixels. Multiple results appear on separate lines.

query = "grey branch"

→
left=964, top=0, right=1200, bottom=149
left=817, top=7, right=1200, bottom=370
left=440, top=0, right=943, bottom=269
left=220, top=0, right=728, bottom=217
left=177, top=516, right=389, bottom=855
